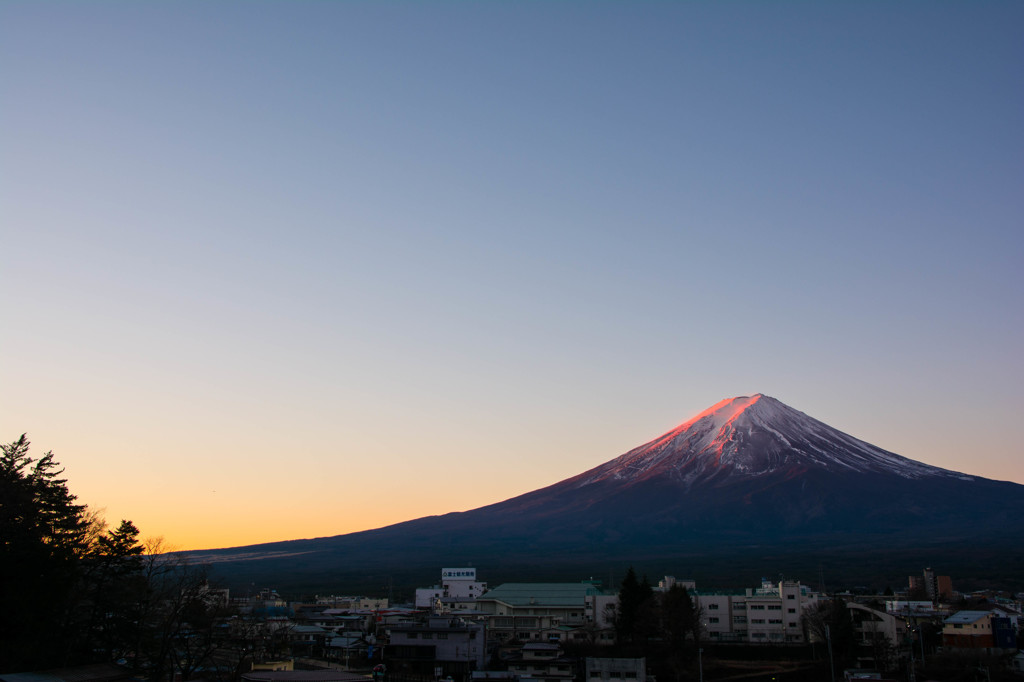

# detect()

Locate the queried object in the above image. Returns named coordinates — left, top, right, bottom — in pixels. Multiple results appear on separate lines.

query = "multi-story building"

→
left=695, top=579, right=821, bottom=645
left=655, top=576, right=696, bottom=592
left=909, top=568, right=952, bottom=602
left=416, top=568, right=489, bottom=611
left=846, top=602, right=911, bottom=670
left=385, top=615, right=487, bottom=680
left=476, top=581, right=616, bottom=644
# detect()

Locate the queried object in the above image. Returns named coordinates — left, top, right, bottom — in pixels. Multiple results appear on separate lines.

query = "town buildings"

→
left=583, top=657, right=646, bottom=682
left=941, top=610, right=1017, bottom=652
left=475, top=581, right=617, bottom=645
left=693, top=578, right=822, bottom=645
left=385, top=615, right=487, bottom=680
left=416, top=568, right=489, bottom=612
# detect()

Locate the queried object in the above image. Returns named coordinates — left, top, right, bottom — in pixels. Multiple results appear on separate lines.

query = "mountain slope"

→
left=192, top=394, right=1024, bottom=590
left=575, top=394, right=969, bottom=484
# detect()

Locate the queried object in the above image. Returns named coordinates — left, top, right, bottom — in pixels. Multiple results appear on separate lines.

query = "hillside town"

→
left=5, top=566, right=1022, bottom=682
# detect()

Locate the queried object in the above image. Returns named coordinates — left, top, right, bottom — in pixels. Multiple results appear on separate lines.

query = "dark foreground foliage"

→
left=0, top=435, right=226, bottom=678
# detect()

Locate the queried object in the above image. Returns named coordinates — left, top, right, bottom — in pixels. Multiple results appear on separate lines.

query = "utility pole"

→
left=825, top=625, right=835, bottom=682
left=907, top=630, right=916, bottom=682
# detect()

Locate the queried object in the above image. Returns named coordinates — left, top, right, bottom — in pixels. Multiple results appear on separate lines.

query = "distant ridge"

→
left=191, top=394, right=1024, bottom=592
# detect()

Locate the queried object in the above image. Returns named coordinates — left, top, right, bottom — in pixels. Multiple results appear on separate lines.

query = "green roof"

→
left=692, top=589, right=747, bottom=597
left=479, top=582, right=609, bottom=606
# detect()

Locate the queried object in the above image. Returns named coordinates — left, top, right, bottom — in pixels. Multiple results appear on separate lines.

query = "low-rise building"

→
left=584, top=657, right=646, bottom=682
left=941, top=610, right=1015, bottom=651
left=476, top=581, right=616, bottom=644
left=385, top=615, right=486, bottom=681
left=505, top=643, right=575, bottom=682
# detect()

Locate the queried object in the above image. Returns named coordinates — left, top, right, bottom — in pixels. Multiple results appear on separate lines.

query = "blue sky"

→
left=2, top=1, right=1021, bottom=549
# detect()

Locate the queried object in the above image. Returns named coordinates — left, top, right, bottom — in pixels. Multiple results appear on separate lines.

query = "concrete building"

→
left=476, top=581, right=616, bottom=644
left=846, top=603, right=910, bottom=670
left=655, top=576, right=696, bottom=592
left=385, top=615, right=487, bottom=681
left=909, top=568, right=952, bottom=602
left=695, top=578, right=822, bottom=645
left=416, top=568, right=489, bottom=612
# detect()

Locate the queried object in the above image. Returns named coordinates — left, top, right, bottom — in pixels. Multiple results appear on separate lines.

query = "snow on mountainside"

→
left=575, top=393, right=972, bottom=487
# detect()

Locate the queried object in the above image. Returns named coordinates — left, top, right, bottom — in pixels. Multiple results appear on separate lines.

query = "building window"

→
left=422, top=633, right=433, bottom=639
left=708, top=603, right=719, bottom=610
left=789, top=622, right=798, bottom=628
left=768, top=605, right=781, bottom=611
left=733, top=616, right=747, bottom=624
left=788, top=608, right=796, bottom=613
left=437, top=633, right=448, bottom=639
left=787, top=594, right=795, bottom=600
left=589, top=673, right=600, bottom=678
left=734, top=603, right=746, bottom=610
left=750, top=605, right=765, bottom=610
left=709, top=617, right=719, bottom=624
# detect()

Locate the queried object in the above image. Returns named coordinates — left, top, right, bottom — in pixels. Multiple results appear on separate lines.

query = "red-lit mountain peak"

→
left=572, top=393, right=968, bottom=488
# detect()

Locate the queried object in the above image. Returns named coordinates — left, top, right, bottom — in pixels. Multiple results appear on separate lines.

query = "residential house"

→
left=505, top=643, right=575, bottom=682
left=937, top=606, right=1003, bottom=651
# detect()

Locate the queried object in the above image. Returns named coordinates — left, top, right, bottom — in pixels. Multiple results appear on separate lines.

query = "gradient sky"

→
left=2, top=1, right=1021, bottom=551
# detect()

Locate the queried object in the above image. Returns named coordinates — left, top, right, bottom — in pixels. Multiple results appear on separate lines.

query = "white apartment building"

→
left=695, top=578, right=821, bottom=644
left=415, top=567, right=489, bottom=611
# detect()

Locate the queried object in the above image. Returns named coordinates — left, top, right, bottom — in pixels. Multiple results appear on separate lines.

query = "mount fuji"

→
left=193, top=394, right=1024, bottom=590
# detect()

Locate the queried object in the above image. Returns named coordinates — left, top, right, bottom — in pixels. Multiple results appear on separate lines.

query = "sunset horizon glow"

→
left=3, top=2, right=1021, bottom=552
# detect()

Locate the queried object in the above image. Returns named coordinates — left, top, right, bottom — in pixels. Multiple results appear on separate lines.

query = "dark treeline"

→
left=0, top=435, right=226, bottom=677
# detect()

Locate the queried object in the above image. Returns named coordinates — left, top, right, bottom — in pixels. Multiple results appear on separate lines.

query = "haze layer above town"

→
left=2, top=1, right=1021, bottom=551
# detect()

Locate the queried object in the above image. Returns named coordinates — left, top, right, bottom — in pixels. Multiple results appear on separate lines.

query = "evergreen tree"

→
left=77, top=520, right=147, bottom=662
left=616, top=567, right=655, bottom=645
left=1, top=435, right=90, bottom=670
left=661, top=583, right=696, bottom=648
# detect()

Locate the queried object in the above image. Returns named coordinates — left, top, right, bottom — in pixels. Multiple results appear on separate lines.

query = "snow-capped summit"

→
left=193, top=392, right=1024, bottom=591
left=575, top=393, right=970, bottom=487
